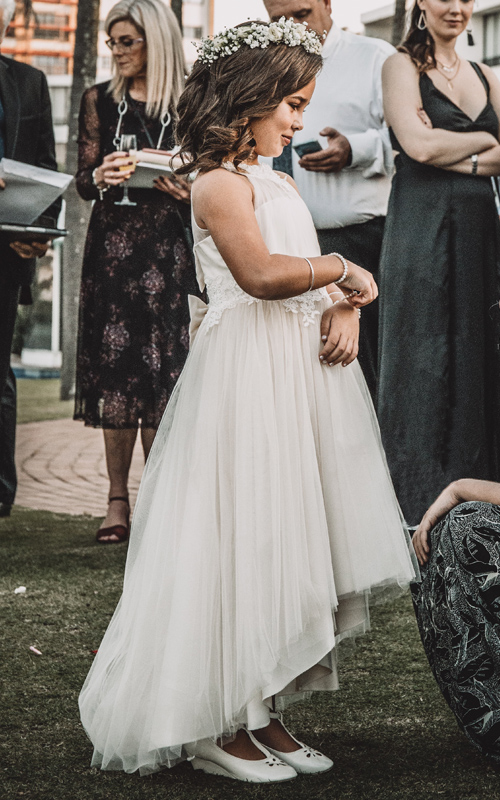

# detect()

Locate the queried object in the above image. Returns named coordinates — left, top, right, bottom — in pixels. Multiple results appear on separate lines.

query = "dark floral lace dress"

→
left=411, top=502, right=500, bottom=763
left=74, top=82, right=199, bottom=429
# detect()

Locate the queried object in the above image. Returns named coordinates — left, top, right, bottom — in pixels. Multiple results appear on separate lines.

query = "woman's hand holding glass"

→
left=95, top=151, right=136, bottom=187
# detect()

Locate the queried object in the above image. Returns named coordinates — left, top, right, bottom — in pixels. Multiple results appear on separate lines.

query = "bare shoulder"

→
left=383, top=51, right=417, bottom=76
left=193, top=167, right=253, bottom=204
left=192, top=167, right=254, bottom=229
left=478, top=62, right=500, bottom=88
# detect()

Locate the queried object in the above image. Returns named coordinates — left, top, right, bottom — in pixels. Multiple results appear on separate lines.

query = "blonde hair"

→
left=105, top=0, right=186, bottom=119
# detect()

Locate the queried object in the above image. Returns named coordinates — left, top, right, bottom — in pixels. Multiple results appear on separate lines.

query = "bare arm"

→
left=193, top=169, right=377, bottom=304
left=412, top=479, right=500, bottom=565
left=440, top=64, right=500, bottom=176
left=382, top=53, right=497, bottom=167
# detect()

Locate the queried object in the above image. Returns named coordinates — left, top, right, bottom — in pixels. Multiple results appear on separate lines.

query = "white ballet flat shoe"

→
left=250, top=715, right=334, bottom=775
left=185, top=736, right=297, bottom=783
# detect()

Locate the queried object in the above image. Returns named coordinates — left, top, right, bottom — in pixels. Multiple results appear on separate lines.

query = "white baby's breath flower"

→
left=195, top=16, right=322, bottom=66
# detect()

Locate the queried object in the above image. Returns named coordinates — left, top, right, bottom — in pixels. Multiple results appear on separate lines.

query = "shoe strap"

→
left=109, top=496, right=129, bottom=504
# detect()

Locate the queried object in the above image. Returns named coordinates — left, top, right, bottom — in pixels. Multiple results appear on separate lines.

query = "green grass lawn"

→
left=16, top=379, right=73, bottom=425
left=1, top=508, right=499, bottom=800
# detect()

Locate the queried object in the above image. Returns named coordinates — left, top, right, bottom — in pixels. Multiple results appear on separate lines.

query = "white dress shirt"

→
left=286, top=24, right=395, bottom=230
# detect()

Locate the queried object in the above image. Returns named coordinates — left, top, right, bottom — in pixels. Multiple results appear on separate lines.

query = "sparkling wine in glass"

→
left=115, top=134, right=138, bottom=206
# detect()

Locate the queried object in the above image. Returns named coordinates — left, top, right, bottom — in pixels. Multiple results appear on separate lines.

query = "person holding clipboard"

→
left=0, top=0, right=61, bottom=518
left=74, top=0, right=199, bottom=544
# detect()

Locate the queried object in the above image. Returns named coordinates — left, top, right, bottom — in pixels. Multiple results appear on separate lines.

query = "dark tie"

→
left=273, top=143, right=293, bottom=177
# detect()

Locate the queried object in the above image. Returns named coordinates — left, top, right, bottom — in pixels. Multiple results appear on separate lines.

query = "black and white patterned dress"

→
left=411, top=501, right=500, bottom=763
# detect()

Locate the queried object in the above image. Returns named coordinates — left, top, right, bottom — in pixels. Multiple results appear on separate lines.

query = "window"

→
left=183, top=26, right=203, bottom=39
left=31, top=55, right=68, bottom=75
left=33, top=14, right=70, bottom=42
left=484, top=12, right=500, bottom=67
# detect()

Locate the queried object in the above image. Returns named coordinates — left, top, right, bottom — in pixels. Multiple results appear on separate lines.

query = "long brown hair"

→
left=175, top=23, right=322, bottom=175
left=398, top=3, right=437, bottom=73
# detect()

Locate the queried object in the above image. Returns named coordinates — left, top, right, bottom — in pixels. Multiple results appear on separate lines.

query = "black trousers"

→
left=0, top=277, right=20, bottom=506
left=317, top=216, right=385, bottom=400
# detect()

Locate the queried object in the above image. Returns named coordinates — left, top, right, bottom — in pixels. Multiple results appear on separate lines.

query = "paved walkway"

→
left=15, top=419, right=145, bottom=517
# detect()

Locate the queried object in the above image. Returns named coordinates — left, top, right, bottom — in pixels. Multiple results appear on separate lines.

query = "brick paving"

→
left=15, top=419, right=145, bottom=517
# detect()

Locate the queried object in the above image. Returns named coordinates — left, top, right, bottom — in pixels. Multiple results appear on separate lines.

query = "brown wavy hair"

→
left=398, top=3, right=437, bottom=73
left=175, top=22, right=322, bottom=175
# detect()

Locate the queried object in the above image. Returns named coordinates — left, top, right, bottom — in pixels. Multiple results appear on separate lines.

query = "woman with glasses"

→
left=74, top=0, right=198, bottom=543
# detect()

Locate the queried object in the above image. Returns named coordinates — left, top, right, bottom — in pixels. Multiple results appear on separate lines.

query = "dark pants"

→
left=0, top=277, right=20, bottom=506
left=317, top=217, right=385, bottom=400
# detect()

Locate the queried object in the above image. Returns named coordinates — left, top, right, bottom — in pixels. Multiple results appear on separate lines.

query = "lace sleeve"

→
left=76, top=85, right=102, bottom=201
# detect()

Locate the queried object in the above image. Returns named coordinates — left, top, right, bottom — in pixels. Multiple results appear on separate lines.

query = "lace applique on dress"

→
left=282, top=289, right=326, bottom=327
left=205, top=277, right=258, bottom=330
left=204, top=278, right=326, bottom=332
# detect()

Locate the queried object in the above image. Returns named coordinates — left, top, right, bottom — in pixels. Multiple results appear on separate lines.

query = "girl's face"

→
left=108, top=20, right=147, bottom=79
left=249, top=79, right=316, bottom=160
left=417, top=0, right=474, bottom=42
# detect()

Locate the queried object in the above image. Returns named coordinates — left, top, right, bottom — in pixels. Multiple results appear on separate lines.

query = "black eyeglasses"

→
left=105, top=36, right=146, bottom=52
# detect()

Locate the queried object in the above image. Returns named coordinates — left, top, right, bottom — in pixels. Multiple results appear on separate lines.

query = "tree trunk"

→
left=60, top=0, right=99, bottom=400
left=392, top=0, right=407, bottom=47
left=171, top=0, right=183, bottom=33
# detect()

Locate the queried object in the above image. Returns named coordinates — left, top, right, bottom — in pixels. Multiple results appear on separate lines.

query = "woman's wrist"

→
left=92, top=166, right=106, bottom=188
left=330, top=252, right=349, bottom=285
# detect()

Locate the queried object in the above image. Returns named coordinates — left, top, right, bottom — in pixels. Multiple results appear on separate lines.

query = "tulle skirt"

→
left=79, top=295, right=417, bottom=774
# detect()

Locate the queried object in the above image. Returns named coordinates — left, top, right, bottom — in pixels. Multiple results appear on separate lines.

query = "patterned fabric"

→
left=74, top=83, right=199, bottom=429
left=411, top=501, right=500, bottom=763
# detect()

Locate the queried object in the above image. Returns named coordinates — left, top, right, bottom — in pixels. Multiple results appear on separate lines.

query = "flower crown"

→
left=195, top=17, right=323, bottom=66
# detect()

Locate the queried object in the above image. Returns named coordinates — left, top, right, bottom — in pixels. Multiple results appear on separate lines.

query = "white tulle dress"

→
left=79, top=162, right=417, bottom=775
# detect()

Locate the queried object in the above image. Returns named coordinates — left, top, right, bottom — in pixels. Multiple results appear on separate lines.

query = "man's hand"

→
left=9, top=240, right=50, bottom=259
left=0, top=178, right=5, bottom=190
left=298, top=127, right=352, bottom=173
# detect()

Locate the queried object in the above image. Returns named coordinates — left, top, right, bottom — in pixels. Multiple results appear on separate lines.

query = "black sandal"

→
left=96, top=496, right=130, bottom=544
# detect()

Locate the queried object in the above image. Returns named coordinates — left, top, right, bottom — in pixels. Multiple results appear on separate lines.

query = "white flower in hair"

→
left=195, top=16, right=323, bottom=66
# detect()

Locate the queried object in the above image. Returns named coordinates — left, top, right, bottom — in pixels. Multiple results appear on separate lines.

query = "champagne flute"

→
left=115, top=134, right=138, bottom=206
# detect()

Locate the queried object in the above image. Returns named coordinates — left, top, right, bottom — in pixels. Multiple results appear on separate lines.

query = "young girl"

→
left=79, top=18, right=417, bottom=784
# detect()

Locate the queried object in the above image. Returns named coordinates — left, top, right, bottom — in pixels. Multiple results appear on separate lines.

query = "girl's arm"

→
left=412, top=479, right=500, bottom=565
left=382, top=53, right=497, bottom=168
left=192, top=168, right=377, bottom=305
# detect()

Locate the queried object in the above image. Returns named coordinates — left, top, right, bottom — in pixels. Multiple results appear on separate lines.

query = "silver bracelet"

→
left=331, top=252, right=349, bottom=285
left=92, top=167, right=108, bottom=201
left=304, top=257, right=315, bottom=292
left=471, top=154, right=478, bottom=176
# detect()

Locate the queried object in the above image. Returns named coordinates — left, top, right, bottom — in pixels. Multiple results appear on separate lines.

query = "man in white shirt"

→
left=264, top=0, right=395, bottom=397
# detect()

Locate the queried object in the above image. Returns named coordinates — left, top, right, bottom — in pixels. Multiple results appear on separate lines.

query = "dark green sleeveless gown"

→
left=378, top=64, right=500, bottom=526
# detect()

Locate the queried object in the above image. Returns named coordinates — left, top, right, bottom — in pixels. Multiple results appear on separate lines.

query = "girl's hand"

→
left=154, top=174, right=191, bottom=203
left=319, top=301, right=359, bottom=367
left=95, top=151, right=135, bottom=186
left=338, top=260, right=378, bottom=307
left=412, top=482, right=463, bottom=565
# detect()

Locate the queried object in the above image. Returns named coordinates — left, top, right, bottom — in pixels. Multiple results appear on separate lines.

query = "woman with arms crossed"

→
left=378, top=0, right=500, bottom=526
